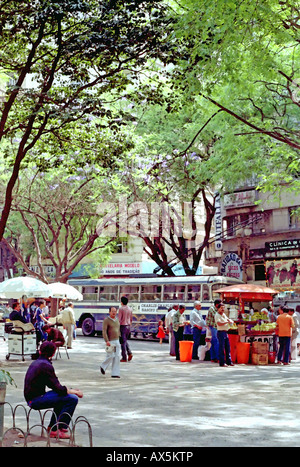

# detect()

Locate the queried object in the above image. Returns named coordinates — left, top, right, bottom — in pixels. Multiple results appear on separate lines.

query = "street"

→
left=1, top=331, right=300, bottom=448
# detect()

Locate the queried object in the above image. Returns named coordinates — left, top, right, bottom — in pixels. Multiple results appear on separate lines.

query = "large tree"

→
left=0, top=0, right=176, bottom=241
left=167, top=0, right=300, bottom=188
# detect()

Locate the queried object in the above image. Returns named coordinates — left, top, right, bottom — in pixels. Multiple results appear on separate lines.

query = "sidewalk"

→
left=1, top=332, right=300, bottom=447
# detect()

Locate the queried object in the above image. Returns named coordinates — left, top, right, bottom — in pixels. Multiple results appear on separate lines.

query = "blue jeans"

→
left=278, top=336, right=291, bottom=363
left=217, top=330, right=232, bottom=366
left=209, top=326, right=219, bottom=360
left=28, top=391, right=79, bottom=430
left=192, top=327, right=202, bottom=359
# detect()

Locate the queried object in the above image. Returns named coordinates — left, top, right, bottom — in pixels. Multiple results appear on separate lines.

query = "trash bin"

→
left=236, top=342, right=250, bottom=364
left=179, top=340, right=194, bottom=362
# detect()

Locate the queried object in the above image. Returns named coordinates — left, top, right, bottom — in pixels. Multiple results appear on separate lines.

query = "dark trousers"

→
left=120, top=325, right=132, bottom=361
left=28, top=391, right=78, bottom=430
left=173, top=327, right=184, bottom=360
left=192, top=327, right=202, bottom=359
left=217, top=330, right=232, bottom=366
left=278, top=336, right=291, bottom=363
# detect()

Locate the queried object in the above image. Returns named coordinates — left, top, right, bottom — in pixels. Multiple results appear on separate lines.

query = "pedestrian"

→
left=33, top=300, right=48, bottom=343
left=165, top=305, right=178, bottom=356
left=156, top=320, right=166, bottom=344
left=61, top=302, right=76, bottom=349
left=289, top=307, right=300, bottom=360
left=215, top=302, right=234, bottom=367
left=44, top=324, right=65, bottom=348
left=24, top=341, right=83, bottom=439
left=190, top=301, right=206, bottom=360
left=276, top=306, right=294, bottom=365
left=172, top=304, right=188, bottom=360
left=119, top=296, right=133, bottom=362
left=205, top=299, right=221, bottom=362
left=100, top=307, right=121, bottom=378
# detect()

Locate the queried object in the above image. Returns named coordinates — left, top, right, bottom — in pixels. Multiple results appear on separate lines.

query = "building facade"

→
left=205, top=184, right=300, bottom=292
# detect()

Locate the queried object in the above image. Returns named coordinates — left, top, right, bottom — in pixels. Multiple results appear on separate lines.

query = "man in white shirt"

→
left=215, top=302, right=234, bottom=367
left=190, top=301, right=206, bottom=360
left=165, top=305, right=178, bottom=356
left=62, top=302, right=76, bottom=349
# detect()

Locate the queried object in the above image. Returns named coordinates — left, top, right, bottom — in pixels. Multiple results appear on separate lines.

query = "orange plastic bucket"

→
left=236, top=342, right=250, bottom=364
left=179, top=341, right=194, bottom=362
left=228, top=334, right=239, bottom=363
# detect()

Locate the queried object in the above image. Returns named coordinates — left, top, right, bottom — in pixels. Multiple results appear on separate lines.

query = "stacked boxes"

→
left=251, top=341, right=269, bottom=365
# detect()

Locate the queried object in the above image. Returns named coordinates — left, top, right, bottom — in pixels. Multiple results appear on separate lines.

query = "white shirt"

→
left=165, top=308, right=177, bottom=329
left=215, top=312, right=232, bottom=331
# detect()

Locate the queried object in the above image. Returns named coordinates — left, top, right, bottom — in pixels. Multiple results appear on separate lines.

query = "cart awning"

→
left=215, top=284, right=278, bottom=301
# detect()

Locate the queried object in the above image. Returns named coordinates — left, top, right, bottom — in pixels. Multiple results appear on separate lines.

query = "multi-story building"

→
left=205, top=183, right=300, bottom=293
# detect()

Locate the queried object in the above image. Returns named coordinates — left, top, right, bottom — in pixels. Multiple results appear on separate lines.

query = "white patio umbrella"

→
left=0, top=276, right=50, bottom=299
left=47, top=282, right=83, bottom=301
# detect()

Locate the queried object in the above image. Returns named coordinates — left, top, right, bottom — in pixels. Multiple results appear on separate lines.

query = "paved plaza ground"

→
left=1, top=330, right=300, bottom=449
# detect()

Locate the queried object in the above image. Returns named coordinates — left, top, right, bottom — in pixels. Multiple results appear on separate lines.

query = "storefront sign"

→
left=220, top=253, right=243, bottom=280
left=224, top=190, right=256, bottom=209
left=100, top=263, right=141, bottom=275
left=266, top=259, right=300, bottom=288
left=265, top=239, right=300, bottom=252
left=214, top=192, right=223, bottom=250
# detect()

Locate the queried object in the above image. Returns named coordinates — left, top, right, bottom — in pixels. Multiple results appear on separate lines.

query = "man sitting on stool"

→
left=44, top=324, right=65, bottom=348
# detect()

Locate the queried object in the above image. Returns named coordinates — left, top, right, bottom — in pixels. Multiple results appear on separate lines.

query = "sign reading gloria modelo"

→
left=220, top=253, right=243, bottom=280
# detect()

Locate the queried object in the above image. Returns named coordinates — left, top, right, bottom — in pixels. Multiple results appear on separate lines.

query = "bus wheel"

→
left=82, top=317, right=95, bottom=337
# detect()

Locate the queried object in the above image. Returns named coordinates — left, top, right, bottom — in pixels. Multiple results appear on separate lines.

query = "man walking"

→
left=100, top=307, right=121, bottom=378
left=190, top=301, right=205, bottom=360
left=119, top=296, right=133, bottom=362
left=61, top=302, right=76, bottom=349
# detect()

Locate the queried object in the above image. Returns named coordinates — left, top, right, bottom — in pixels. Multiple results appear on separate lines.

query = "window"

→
left=211, top=284, right=222, bottom=300
left=226, top=212, right=266, bottom=237
left=163, top=284, right=185, bottom=301
left=187, top=285, right=201, bottom=301
left=202, top=284, right=210, bottom=301
left=140, top=285, right=162, bottom=301
left=99, top=286, right=118, bottom=301
left=120, top=285, right=139, bottom=301
left=82, top=286, right=99, bottom=301
left=289, top=207, right=300, bottom=229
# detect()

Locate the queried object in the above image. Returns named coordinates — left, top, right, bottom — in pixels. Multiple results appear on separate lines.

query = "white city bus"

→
left=68, top=275, right=243, bottom=338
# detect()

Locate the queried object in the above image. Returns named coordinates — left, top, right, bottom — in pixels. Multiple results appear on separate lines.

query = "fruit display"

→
left=249, top=311, right=269, bottom=321
left=250, top=322, right=276, bottom=333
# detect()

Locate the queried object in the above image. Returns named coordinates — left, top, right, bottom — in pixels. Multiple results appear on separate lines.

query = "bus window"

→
left=163, top=285, right=185, bottom=301
left=211, top=284, right=223, bottom=300
left=99, top=286, right=118, bottom=301
left=120, top=285, right=139, bottom=301
left=187, top=285, right=201, bottom=301
left=202, top=284, right=210, bottom=301
left=141, top=285, right=162, bottom=301
left=82, top=286, right=99, bottom=301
